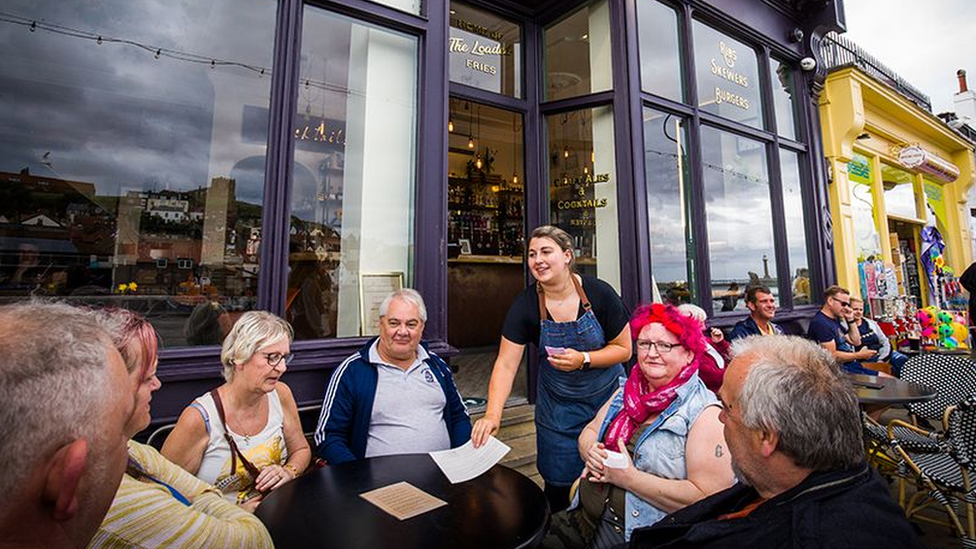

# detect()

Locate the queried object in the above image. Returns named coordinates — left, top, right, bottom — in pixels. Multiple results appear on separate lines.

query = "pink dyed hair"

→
left=630, top=303, right=707, bottom=356
left=104, top=308, right=159, bottom=377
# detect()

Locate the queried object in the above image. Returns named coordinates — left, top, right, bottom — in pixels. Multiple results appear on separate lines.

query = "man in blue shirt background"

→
left=806, top=285, right=878, bottom=375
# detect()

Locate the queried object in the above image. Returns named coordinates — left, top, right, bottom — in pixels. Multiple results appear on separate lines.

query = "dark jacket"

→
left=729, top=316, right=783, bottom=341
left=312, top=338, right=471, bottom=464
left=628, top=463, right=923, bottom=549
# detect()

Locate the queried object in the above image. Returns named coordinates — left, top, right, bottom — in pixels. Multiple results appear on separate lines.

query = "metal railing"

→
left=820, top=32, right=932, bottom=112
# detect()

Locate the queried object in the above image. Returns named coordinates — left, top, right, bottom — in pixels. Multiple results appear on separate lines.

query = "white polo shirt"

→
left=364, top=341, right=451, bottom=458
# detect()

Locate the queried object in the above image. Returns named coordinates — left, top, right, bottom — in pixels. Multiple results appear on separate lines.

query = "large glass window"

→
left=701, top=127, right=775, bottom=312
left=286, top=7, right=418, bottom=340
left=780, top=150, right=810, bottom=304
left=693, top=21, right=763, bottom=129
left=544, top=0, right=612, bottom=102
left=449, top=2, right=521, bottom=97
left=643, top=108, right=694, bottom=304
left=547, top=106, right=620, bottom=291
left=882, top=163, right=919, bottom=220
left=0, top=0, right=277, bottom=347
left=637, top=0, right=682, bottom=102
left=770, top=57, right=797, bottom=140
left=848, top=153, right=882, bottom=259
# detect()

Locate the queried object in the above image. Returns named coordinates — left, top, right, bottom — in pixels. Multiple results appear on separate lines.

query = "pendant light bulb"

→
left=475, top=155, right=483, bottom=170
left=583, top=165, right=589, bottom=174
left=448, top=118, right=454, bottom=132
left=563, top=146, right=570, bottom=159
left=467, top=136, right=475, bottom=149
left=513, top=173, right=519, bottom=184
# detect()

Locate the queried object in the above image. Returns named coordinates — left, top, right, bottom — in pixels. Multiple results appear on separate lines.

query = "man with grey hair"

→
left=314, top=289, right=471, bottom=464
left=628, top=335, right=922, bottom=549
left=0, top=302, right=134, bottom=549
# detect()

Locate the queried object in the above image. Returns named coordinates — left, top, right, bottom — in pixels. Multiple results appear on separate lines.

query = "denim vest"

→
left=596, top=373, right=718, bottom=540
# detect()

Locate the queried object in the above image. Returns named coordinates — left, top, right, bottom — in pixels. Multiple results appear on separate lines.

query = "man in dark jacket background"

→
left=728, top=285, right=782, bottom=341
left=628, top=335, right=922, bottom=549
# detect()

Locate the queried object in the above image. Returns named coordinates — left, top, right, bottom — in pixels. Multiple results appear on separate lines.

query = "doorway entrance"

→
left=446, top=98, right=528, bottom=408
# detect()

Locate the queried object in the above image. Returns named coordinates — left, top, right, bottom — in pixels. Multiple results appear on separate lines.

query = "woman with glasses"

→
left=163, top=311, right=310, bottom=509
left=544, top=303, right=733, bottom=548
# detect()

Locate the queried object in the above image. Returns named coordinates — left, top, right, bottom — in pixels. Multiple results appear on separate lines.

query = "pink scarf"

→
left=603, top=357, right=699, bottom=450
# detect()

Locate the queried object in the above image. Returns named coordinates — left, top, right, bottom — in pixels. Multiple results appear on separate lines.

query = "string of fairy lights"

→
left=0, top=10, right=350, bottom=96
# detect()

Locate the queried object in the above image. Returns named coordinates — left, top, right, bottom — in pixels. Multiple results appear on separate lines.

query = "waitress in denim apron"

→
left=472, top=226, right=632, bottom=512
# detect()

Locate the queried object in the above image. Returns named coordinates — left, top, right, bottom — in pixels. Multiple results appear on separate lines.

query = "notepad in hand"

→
left=602, top=450, right=629, bottom=469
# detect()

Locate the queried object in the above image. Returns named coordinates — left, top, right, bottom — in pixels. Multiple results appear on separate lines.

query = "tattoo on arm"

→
left=715, top=445, right=724, bottom=458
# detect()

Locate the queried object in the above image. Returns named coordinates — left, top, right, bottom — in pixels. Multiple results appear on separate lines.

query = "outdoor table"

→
left=255, top=453, right=550, bottom=549
left=846, top=373, right=937, bottom=406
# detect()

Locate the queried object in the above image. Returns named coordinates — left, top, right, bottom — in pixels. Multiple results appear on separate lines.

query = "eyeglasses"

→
left=636, top=340, right=678, bottom=354
left=831, top=296, right=851, bottom=308
left=264, top=352, right=294, bottom=368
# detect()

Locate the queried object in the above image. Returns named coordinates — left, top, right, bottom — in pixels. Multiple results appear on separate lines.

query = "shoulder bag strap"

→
left=209, top=389, right=263, bottom=489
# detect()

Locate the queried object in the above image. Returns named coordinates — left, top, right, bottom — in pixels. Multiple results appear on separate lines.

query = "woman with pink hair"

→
left=545, top=303, right=733, bottom=548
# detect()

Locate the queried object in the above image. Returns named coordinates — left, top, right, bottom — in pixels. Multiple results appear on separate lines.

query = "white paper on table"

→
left=429, top=436, right=511, bottom=484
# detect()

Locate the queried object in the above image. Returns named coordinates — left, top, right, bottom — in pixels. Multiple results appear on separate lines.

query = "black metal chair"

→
left=890, top=396, right=976, bottom=547
left=900, top=354, right=976, bottom=424
left=862, top=355, right=975, bottom=476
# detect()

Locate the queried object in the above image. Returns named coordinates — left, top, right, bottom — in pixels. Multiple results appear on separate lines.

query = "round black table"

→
left=255, top=454, right=550, bottom=549
left=847, top=373, right=937, bottom=405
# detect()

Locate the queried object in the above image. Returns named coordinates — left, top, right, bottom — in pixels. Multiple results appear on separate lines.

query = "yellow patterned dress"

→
left=88, top=441, right=273, bottom=549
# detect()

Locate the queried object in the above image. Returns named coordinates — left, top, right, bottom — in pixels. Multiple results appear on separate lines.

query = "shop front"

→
left=0, top=0, right=844, bottom=428
left=819, top=55, right=976, bottom=346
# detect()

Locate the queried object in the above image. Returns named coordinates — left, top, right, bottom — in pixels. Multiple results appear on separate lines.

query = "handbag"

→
left=210, top=389, right=266, bottom=495
left=586, top=504, right=626, bottom=549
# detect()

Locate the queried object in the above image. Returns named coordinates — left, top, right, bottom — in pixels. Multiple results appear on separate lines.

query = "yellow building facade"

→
left=820, top=66, right=976, bottom=305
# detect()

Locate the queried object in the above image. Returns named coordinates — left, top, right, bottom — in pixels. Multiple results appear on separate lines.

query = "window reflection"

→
left=0, top=0, right=277, bottom=347
left=637, top=0, right=682, bottom=102
left=547, top=106, right=620, bottom=291
left=693, top=21, right=763, bottom=129
left=770, top=57, right=797, bottom=140
left=882, top=163, right=919, bottom=219
left=287, top=8, right=418, bottom=340
left=780, top=150, right=810, bottom=304
left=643, top=108, right=695, bottom=304
left=701, top=127, right=776, bottom=312
left=544, top=0, right=612, bottom=102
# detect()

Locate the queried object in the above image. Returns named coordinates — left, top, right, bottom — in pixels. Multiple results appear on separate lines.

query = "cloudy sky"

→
left=843, top=0, right=976, bottom=115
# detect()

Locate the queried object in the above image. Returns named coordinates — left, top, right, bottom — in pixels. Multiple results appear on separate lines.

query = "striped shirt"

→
left=87, top=441, right=273, bottom=549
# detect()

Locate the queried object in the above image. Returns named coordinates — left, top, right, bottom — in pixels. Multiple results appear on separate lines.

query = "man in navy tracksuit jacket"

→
left=313, top=290, right=470, bottom=464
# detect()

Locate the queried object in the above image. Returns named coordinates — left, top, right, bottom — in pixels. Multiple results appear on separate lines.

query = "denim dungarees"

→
left=535, top=275, right=624, bottom=486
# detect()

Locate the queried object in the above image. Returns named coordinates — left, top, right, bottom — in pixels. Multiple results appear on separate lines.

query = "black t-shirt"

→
left=808, top=310, right=842, bottom=345
left=501, top=275, right=630, bottom=346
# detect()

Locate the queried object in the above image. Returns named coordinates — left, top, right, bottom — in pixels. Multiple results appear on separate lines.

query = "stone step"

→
left=471, top=403, right=535, bottom=429
left=500, top=431, right=537, bottom=469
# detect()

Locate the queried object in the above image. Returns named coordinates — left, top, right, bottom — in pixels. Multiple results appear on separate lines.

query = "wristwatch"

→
left=581, top=352, right=591, bottom=371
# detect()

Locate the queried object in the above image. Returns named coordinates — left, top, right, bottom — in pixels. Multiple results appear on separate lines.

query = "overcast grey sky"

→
left=842, top=0, right=976, bottom=115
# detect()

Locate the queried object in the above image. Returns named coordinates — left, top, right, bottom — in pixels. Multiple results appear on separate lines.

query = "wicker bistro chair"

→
left=900, top=354, right=976, bottom=425
left=889, top=397, right=976, bottom=547
left=862, top=355, right=976, bottom=475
